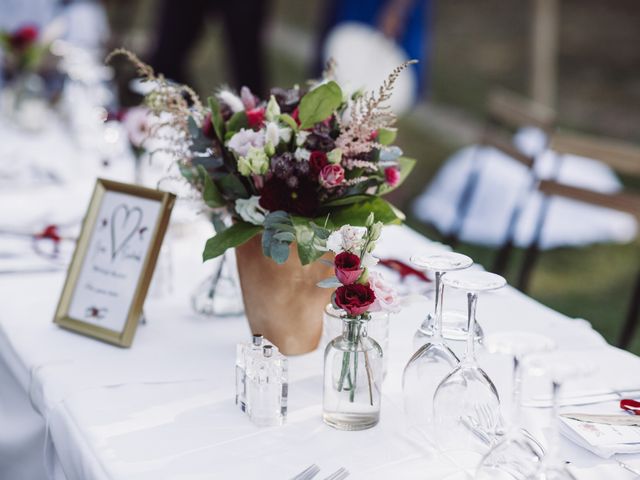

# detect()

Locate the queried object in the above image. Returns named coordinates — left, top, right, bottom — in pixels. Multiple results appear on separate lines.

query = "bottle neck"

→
left=342, top=318, right=366, bottom=344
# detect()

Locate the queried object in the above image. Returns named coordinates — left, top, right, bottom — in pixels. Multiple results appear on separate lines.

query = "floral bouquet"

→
left=107, top=50, right=415, bottom=265
left=0, top=24, right=56, bottom=79
left=107, top=49, right=415, bottom=354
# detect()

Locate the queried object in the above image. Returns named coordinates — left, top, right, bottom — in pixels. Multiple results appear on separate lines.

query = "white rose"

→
left=369, top=270, right=401, bottom=313
left=326, top=225, right=367, bottom=254
left=227, top=128, right=265, bottom=157
left=296, top=131, right=310, bottom=147
left=235, top=196, right=267, bottom=225
left=361, top=252, right=379, bottom=269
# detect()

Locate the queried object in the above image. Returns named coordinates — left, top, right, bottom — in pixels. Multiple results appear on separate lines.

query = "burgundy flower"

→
left=384, top=166, right=400, bottom=187
left=334, top=252, right=363, bottom=285
left=335, top=283, right=376, bottom=317
left=246, top=107, right=265, bottom=129
left=309, top=151, right=328, bottom=176
left=202, top=112, right=215, bottom=139
left=10, top=25, right=38, bottom=50
left=319, top=164, right=345, bottom=188
left=259, top=177, right=319, bottom=217
left=291, top=107, right=301, bottom=126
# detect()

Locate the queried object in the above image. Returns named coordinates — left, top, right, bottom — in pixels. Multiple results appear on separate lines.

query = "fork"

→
left=322, top=467, right=350, bottom=480
left=290, top=464, right=320, bottom=480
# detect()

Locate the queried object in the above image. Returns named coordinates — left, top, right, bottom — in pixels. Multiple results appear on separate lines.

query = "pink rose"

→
left=319, top=164, right=345, bottom=188
left=334, top=252, right=363, bottom=285
left=384, top=166, right=400, bottom=187
left=368, top=270, right=400, bottom=313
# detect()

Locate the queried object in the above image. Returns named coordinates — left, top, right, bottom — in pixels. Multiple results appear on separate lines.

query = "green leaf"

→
left=207, top=96, right=225, bottom=141
left=203, top=222, right=261, bottom=261
left=291, top=216, right=326, bottom=265
left=188, top=116, right=212, bottom=153
left=322, top=194, right=375, bottom=208
left=269, top=240, right=290, bottom=264
left=278, top=113, right=298, bottom=131
left=197, top=165, right=225, bottom=208
left=377, top=128, right=397, bottom=145
left=227, top=111, right=249, bottom=133
left=298, top=81, right=342, bottom=129
left=325, top=197, right=403, bottom=228
left=217, top=174, right=249, bottom=199
left=378, top=157, right=416, bottom=195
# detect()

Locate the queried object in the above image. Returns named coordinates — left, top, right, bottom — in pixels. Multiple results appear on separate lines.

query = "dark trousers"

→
left=150, top=0, right=268, bottom=95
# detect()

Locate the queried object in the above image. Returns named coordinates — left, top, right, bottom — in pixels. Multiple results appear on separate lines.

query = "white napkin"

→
left=560, top=414, right=640, bottom=458
left=568, top=462, right=640, bottom=479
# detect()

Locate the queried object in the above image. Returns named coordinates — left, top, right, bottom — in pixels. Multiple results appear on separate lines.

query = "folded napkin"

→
left=560, top=414, right=640, bottom=458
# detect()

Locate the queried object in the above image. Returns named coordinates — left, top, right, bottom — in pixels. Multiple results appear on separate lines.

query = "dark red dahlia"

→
left=309, top=151, right=328, bottom=176
left=259, top=177, right=319, bottom=217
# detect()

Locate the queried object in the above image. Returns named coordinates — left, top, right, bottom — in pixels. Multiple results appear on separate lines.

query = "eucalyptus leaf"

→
left=273, top=231, right=296, bottom=242
left=203, top=222, right=261, bottom=261
left=298, top=81, right=342, bottom=129
left=317, top=277, right=342, bottom=289
left=207, top=96, right=225, bottom=141
left=291, top=216, right=326, bottom=265
left=270, top=240, right=291, bottom=264
left=197, top=165, right=225, bottom=208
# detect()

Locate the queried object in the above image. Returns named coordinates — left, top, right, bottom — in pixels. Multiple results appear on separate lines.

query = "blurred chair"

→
left=517, top=132, right=640, bottom=293
left=445, top=88, right=556, bottom=259
left=519, top=179, right=640, bottom=349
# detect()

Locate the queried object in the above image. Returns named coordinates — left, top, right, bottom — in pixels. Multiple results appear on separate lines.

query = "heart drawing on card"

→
left=110, top=204, right=143, bottom=261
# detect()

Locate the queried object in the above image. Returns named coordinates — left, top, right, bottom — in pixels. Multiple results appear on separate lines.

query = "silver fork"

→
left=322, top=467, right=349, bottom=480
left=290, top=464, right=320, bottom=480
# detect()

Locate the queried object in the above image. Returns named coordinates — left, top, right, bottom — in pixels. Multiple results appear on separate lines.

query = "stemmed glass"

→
left=402, top=252, right=473, bottom=439
left=476, top=332, right=557, bottom=479
left=522, top=352, right=594, bottom=480
left=432, top=270, right=506, bottom=454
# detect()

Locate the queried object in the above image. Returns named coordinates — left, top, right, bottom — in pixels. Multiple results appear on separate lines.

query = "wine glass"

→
left=476, top=332, right=557, bottom=479
left=402, top=252, right=473, bottom=440
left=432, top=270, right=506, bottom=454
left=522, top=352, right=595, bottom=480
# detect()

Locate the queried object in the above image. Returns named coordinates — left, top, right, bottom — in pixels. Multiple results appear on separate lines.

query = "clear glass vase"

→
left=323, top=317, right=383, bottom=431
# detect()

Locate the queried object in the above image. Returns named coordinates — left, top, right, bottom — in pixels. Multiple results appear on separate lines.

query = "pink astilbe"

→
left=335, top=60, right=417, bottom=158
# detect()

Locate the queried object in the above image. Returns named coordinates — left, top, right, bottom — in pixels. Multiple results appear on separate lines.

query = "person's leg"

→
left=149, top=0, right=209, bottom=84
left=220, top=0, right=269, bottom=95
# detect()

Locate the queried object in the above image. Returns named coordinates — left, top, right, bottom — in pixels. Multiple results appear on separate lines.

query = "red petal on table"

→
left=379, top=259, right=431, bottom=283
left=36, top=225, right=61, bottom=243
left=621, top=398, right=640, bottom=415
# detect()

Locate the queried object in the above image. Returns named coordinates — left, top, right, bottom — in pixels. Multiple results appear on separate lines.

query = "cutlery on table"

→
left=617, top=460, right=640, bottom=477
left=561, top=413, right=640, bottom=427
left=290, top=464, right=320, bottom=480
left=523, top=388, right=640, bottom=408
left=322, top=467, right=349, bottom=480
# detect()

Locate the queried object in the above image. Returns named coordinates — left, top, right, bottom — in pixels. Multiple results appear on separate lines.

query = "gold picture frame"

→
left=54, top=178, right=175, bottom=347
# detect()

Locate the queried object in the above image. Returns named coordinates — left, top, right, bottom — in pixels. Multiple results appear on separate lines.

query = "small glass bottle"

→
left=246, top=345, right=288, bottom=426
left=235, top=334, right=263, bottom=412
left=323, top=317, right=383, bottom=431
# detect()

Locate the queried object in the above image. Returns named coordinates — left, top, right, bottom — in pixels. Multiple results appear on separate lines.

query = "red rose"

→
left=384, top=166, right=400, bottom=187
left=202, top=112, right=215, bottom=139
left=309, top=151, right=328, bottom=176
left=10, top=25, right=38, bottom=49
left=319, top=164, right=345, bottom=188
left=246, top=107, right=265, bottom=129
left=335, top=283, right=376, bottom=317
left=369, top=130, right=378, bottom=141
left=334, top=252, right=363, bottom=285
left=291, top=107, right=301, bottom=126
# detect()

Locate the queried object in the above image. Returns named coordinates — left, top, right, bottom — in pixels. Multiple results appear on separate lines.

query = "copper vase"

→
left=235, top=235, right=334, bottom=355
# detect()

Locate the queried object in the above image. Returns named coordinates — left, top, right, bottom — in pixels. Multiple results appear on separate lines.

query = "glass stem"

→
left=549, top=380, right=562, bottom=467
left=510, top=355, right=523, bottom=429
left=433, top=271, right=445, bottom=340
left=464, top=292, right=478, bottom=363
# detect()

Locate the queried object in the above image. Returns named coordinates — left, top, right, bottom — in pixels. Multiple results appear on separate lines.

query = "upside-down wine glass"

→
left=432, top=270, right=506, bottom=454
left=476, top=332, right=557, bottom=480
left=402, top=252, right=473, bottom=440
left=522, top=352, right=594, bottom=480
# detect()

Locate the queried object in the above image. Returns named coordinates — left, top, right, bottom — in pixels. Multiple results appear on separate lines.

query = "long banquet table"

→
left=2, top=215, right=640, bottom=479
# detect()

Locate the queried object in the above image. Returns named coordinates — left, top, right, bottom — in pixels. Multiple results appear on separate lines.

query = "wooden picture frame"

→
left=54, top=178, right=175, bottom=347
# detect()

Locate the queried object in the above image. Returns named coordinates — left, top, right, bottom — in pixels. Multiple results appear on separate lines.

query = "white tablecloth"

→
left=2, top=218, right=640, bottom=479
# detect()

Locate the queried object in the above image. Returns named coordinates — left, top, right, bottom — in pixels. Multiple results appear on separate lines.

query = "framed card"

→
left=54, top=179, right=175, bottom=347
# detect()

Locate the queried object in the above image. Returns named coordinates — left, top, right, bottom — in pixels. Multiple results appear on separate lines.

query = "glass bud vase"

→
left=323, top=317, right=383, bottom=431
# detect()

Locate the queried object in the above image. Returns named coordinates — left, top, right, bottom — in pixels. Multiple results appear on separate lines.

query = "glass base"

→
left=323, top=411, right=379, bottom=431
left=415, top=310, right=484, bottom=345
